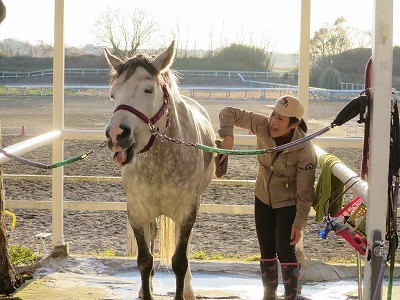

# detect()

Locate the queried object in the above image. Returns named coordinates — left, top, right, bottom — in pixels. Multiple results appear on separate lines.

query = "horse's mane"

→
left=110, top=53, right=181, bottom=102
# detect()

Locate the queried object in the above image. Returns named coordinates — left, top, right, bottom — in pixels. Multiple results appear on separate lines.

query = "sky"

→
left=0, top=0, right=399, bottom=54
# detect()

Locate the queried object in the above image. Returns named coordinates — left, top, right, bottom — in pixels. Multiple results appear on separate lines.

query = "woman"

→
left=217, top=95, right=317, bottom=300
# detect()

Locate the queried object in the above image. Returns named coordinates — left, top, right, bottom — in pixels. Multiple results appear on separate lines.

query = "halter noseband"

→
left=113, top=75, right=171, bottom=153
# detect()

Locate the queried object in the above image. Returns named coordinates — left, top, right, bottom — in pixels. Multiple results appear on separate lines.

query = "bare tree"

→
left=219, top=21, right=228, bottom=49
left=207, top=26, right=214, bottom=57
left=310, top=17, right=351, bottom=63
left=349, top=28, right=372, bottom=49
left=260, top=33, right=277, bottom=71
left=92, top=7, right=159, bottom=59
left=34, top=40, right=53, bottom=58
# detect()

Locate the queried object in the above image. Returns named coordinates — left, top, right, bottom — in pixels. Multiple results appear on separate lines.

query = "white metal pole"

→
left=296, top=0, right=311, bottom=259
left=363, top=0, right=393, bottom=299
left=298, top=0, right=311, bottom=120
left=52, top=0, right=67, bottom=254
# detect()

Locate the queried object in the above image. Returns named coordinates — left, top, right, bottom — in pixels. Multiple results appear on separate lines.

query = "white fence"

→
left=5, top=128, right=400, bottom=259
left=0, top=68, right=110, bottom=78
left=2, top=84, right=368, bottom=101
left=341, top=82, right=364, bottom=90
left=1, top=132, right=368, bottom=216
left=0, top=69, right=293, bottom=79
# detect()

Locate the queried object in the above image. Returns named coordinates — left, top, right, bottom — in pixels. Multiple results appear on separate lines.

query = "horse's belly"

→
left=124, top=181, right=199, bottom=221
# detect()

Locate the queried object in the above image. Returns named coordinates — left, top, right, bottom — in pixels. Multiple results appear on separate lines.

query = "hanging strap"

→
left=361, top=57, right=372, bottom=180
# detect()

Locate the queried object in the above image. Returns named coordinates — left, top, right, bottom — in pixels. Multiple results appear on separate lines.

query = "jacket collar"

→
left=259, top=124, right=307, bottom=152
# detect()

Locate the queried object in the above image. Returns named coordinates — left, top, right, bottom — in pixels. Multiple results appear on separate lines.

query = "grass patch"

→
left=88, top=248, right=125, bottom=257
left=190, top=250, right=259, bottom=262
left=327, top=256, right=363, bottom=265
left=10, top=244, right=38, bottom=267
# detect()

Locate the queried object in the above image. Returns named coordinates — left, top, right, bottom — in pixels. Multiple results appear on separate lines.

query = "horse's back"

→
left=181, top=95, right=211, bottom=122
left=179, top=95, right=215, bottom=145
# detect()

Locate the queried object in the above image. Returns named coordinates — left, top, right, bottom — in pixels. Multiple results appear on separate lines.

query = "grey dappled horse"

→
left=104, top=41, right=215, bottom=300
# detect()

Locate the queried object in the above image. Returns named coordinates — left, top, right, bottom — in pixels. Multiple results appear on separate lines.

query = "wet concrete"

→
left=8, top=255, right=400, bottom=300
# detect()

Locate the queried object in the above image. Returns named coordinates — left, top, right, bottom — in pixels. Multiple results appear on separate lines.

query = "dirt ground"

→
left=0, top=91, right=398, bottom=264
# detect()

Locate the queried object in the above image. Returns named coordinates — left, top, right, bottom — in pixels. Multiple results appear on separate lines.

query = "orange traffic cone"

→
left=21, top=126, right=26, bottom=136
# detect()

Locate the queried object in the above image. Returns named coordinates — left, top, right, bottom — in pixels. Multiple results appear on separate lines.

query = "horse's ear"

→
left=104, top=48, right=123, bottom=70
left=152, top=40, right=176, bottom=73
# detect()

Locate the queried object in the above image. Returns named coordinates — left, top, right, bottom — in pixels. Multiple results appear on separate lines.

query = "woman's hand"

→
left=219, top=136, right=234, bottom=163
left=290, top=226, right=302, bottom=245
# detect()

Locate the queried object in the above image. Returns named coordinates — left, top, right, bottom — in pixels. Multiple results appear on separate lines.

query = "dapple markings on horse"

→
left=104, top=41, right=215, bottom=300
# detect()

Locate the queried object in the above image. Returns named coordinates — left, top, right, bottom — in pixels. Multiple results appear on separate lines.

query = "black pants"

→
left=255, top=196, right=297, bottom=263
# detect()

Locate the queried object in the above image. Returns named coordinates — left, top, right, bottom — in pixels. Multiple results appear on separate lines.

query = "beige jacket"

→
left=218, top=107, right=317, bottom=229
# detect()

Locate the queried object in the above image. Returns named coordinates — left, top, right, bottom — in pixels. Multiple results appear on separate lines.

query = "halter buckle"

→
left=148, top=123, right=158, bottom=135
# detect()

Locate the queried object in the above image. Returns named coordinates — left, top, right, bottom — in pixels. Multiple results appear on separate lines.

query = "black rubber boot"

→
left=260, top=257, right=279, bottom=300
left=280, top=262, right=301, bottom=300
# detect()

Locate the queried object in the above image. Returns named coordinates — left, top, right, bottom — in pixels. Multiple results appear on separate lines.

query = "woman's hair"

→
left=289, top=117, right=308, bottom=133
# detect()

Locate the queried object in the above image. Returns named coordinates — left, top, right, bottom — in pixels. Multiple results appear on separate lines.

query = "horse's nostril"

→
left=119, top=125, right=131, bottom=139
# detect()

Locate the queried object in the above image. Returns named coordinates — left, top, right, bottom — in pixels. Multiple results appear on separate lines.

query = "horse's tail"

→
left=159, top=215, right=175, bottom=266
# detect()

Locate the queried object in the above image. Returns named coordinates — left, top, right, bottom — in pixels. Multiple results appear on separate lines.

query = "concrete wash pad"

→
left=11, top=255, right=400, bottom=300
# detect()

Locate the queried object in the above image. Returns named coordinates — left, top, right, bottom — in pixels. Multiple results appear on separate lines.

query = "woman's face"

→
left=268, top=111, right=298, bottom=138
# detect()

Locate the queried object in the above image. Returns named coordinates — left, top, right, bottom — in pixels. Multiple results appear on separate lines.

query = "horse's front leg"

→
left=172, top=210, right=197, bottom=300
left=133, top=225, right=154, bottom=300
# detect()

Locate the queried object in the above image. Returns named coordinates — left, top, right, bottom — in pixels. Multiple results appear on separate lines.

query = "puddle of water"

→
left=11, top=257, right=400, bottom=300
left=115, top=269, right=361, bottom=299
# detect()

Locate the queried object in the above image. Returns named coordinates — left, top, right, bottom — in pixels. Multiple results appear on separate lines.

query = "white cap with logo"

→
left=266, top=95, right=304, bottom=120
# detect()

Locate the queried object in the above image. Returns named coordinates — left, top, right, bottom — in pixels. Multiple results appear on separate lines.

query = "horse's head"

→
left=104, top=41, right=176, bottom=166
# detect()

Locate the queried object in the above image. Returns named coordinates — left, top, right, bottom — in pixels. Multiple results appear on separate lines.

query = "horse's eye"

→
left=110, top=94, right=115, bottom=100
left=144, top=89, right=154, bottom=94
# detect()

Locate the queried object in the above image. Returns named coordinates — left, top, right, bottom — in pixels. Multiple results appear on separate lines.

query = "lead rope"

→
left=0, top=141, right=107, bottom=169
left=149, top=122, right=333, bottom=156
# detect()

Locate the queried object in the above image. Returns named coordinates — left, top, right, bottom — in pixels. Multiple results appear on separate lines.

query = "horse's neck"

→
left=166, top=91, right=185, bottom=131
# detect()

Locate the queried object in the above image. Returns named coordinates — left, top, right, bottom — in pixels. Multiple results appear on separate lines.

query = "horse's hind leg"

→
left=172, top=210, right=197, bottom=300
left=134, top=226, right=154, bottom=300
left=150, top=219, right=157, bottom=256
left=183, top=234, right=195, bottom=300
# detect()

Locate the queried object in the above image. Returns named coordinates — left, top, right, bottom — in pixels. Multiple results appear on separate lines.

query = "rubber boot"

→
left=260, top=257, right=278, bottom=300
left=280, top=262, right=301, bottom=300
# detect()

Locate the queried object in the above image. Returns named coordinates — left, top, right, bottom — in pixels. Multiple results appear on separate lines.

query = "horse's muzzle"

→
left=105, top=124, right=135, bottom=166
left=105, top=124, right=133, bottom=151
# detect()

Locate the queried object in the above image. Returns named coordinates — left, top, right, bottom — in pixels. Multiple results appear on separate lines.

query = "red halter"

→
left=113, top=76, right=171, bottom=153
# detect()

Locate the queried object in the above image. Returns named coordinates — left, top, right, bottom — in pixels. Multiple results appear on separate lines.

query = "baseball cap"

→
left=266, top=95, right=304, bottom=120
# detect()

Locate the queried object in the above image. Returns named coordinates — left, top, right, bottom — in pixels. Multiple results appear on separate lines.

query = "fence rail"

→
left=0, top=68, right=377, bottom=94
left=0, top=69, right=295, bottom=79
left=340, top=82, right=364, bottom=90
left=0, top=68, right=111, bottom=78
left=1, top=132, right=367, bottom=214
left=0, top=130, right=385, bottom=257
left=2, top=84, right=369, bottom=100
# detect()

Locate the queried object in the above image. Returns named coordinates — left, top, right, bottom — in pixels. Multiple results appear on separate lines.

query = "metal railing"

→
left=2, top=84, right=367, bottom=100
left=0, top=129, right=381, bottom=257
left=0, top=68, right=110, bottom=78
left=341, top=82, right=364, bottom=90
left=2, top=131, right=367, bottom=214
left=0, top=68, right=297, bottom=79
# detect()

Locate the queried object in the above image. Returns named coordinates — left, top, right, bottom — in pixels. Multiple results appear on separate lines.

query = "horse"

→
left=104, top=41, right=215, bottom=300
